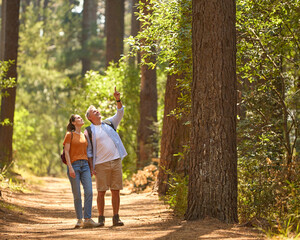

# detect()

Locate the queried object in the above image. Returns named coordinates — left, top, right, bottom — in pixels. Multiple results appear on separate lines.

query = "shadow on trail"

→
left=151, top=218, right=262, bottom=240
left=0, top=177, right=262, bottom=239
left=0, top=199, right=37, bottom=225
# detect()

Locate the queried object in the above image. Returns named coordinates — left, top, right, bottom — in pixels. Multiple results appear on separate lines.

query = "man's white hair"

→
left=85, top=105, right=96, bottom=122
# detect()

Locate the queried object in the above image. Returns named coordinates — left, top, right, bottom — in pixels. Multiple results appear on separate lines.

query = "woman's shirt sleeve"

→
left=63, top=132, right=71, bottom=146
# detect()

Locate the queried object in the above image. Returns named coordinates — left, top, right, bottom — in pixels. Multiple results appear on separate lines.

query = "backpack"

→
left=61, top=132, right=73, bottom=165
left=85, top=119, right=116, bottom=145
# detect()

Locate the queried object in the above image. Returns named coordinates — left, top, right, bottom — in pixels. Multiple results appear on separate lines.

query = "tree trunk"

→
left=105, top=0, right=124, bottom=67
left=42, top=0, right=50, bottom=25
left=137, top=55, right=157, bottom=169
left=21, top=0, right=31, bottom=16
left=185, top=0, right=238, bottom=223
left=158, top=73, right=189, bottom=195
left=137, top=0, right=158, bottom=169
left=44, top=0, right=50, bottom=8
left=130, top=0, right=139, bottom=40
left=129, top=0, right=140, bottom=66
left=82, top=0, right=97, bottom=76
left=0, top=0, right=20, bottom=169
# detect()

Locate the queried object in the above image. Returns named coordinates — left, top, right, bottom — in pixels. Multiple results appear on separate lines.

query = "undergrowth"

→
left=163, top=172, right=188, bottom=218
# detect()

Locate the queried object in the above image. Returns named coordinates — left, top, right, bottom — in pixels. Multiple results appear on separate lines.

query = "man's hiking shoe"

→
left=112, top=214, right=124, bottom=226
left=83, top=218, right=102, bottom=228
left=98, top=216, right=105, bottom=226
left=75, top=219, right=83, bottom=228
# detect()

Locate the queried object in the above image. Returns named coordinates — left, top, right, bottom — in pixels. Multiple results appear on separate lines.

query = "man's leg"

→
left=97, top=190, right=106, bottom=216
left=111, top=159, right=123, bottom=226
left=111, top=190, right=120, bottom=215
left=95, top=162, right=109, bottom=225
left=112, top=189, right=123, bottom=226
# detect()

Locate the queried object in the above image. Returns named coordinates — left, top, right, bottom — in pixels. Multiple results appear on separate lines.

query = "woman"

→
left=63, top=114, right=101, bottom=228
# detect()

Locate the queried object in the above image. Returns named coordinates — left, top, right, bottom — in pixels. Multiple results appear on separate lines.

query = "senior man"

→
left=84, top=87, right=127, bottom=227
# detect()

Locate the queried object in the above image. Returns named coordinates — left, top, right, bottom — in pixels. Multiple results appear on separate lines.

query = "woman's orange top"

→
left=63, top=132, right=88, bottom=163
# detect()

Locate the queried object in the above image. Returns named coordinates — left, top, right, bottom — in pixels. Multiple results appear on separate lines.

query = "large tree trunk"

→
left=105, top=0, right=124, bottom=67
left=137, top=54, right=157, bottom=169
left=0, top=0, right=20, bottom=169
left=185, top=0, right=238, bottom=223
left=137, top=0, right=157, bottom=169
left=130, top=0, right=139, bottom=41
left=129, top=0, right=140, bottom=66
left=158, top=73, right=189, bottom=195
left=82, top=0, right=97, bottom=76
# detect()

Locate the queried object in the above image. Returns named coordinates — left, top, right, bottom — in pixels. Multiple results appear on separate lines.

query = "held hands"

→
left=69, top=167, right=76, bottom=178
left=89, top=169, right=96, bottom=177
left=114, top=86, right=120, bottom=101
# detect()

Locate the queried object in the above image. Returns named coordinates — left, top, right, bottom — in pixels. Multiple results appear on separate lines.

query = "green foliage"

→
left=0, top=60, right=16, bottom=95
left=164, top=171, right=188, bottom=217
left=135, top=0, right=299, bottom=232
left=0, top=200, right=25, bottom=214
left=0, top=60, right=16, bottom=127
left=0, top=174, right=25, bottom=193
left=264, top=215, right=300, bottom=239
left=53, top=2, right=82, bottom=73
left=14, top=2, right=74, bottom=176
left=128, top=0, right=192, bottom=114
left=236, top=0, right=300, bottom=235
left=0, top=166, right=29, bottom=193
left=13, top=0, right=139, bottom=177
left=128, top=0, right=192, bottom=216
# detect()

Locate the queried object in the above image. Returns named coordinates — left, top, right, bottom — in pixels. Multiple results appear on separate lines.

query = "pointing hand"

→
left=114, top=86, right=120, bottom=100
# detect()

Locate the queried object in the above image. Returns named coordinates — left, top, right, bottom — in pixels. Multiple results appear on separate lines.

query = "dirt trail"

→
left=0, top=177, right=263, bottom=240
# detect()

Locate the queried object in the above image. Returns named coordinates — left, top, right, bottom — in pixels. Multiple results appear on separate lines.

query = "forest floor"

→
left=0, top=177, right=264, bottom=240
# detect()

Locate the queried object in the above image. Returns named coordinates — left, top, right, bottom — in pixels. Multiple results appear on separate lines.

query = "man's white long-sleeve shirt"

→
left=94, top=124, right=120, bottom=164
left=85, top=107, right=127, bottom=169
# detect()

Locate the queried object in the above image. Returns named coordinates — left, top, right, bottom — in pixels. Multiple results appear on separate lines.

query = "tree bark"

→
left=158, top=73, right=189, bottom=195
left=82, top=0, right=98, bottom=75
left=129, top=0, right=140, bottom=66
left=185, top=0, right=238, bottom=223
left=105, top=0, right=124, bottom=67
left=0, top=0, right=20, bottom=169
left=137, top=55, right=157, bottom=169
left=137, top=0, right=158, bottom=169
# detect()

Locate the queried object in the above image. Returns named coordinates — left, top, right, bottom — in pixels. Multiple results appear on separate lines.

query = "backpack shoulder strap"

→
left=85, top=126, right=92, bottom=143
left=102, top=119, right=116, bottom=131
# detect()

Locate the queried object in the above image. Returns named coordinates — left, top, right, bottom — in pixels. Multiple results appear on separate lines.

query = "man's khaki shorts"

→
left=95, top=158, right=123, bottom=191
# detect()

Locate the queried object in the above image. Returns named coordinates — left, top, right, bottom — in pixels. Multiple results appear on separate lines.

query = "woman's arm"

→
left=65, top=143, right=75, bottom=178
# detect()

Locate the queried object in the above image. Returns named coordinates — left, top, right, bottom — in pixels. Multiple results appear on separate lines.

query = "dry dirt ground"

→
left=0, top=177, right=264, bottom=240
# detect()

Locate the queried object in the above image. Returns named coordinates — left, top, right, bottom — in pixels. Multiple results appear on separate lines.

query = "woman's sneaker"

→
left=83, top=218, right=102, bottom=228
left=75, top=219, right=83, bottom=228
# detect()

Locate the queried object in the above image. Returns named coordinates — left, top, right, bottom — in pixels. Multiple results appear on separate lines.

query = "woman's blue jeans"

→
left=67, top=160, right=93, bottom=219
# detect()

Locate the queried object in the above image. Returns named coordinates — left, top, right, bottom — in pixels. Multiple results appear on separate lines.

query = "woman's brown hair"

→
left=67, top=114, right=76, bottom=132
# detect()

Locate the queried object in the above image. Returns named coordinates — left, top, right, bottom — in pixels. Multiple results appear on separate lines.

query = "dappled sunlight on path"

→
left=0, top=177, right=263, bottom=239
